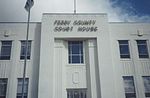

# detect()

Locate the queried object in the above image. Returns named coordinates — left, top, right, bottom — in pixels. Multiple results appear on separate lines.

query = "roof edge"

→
left=0, top=22, right=41, bottom=24
left=109, top=22, right=150, bottom=24
left=43, top=13, right=107, bottom=15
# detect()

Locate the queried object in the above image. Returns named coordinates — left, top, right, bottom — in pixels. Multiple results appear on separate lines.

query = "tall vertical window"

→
left=0, top=41, right=12, bottom=60
left=67, top=89, right=87, bottom=98
left=118, top=40, right=130, bottom=58
left=0, top=78, right=8, bottom=98
left=20, top=41, right=31, bottom=60
left=136, top=40, right=149, bottom=58
left=68, top=41, right=83, bottom=64
left=143, top=76, right=150, bottom=97
left=123, top=76, right=136, bottom=98
left=17, top=78, right=29, bottom=98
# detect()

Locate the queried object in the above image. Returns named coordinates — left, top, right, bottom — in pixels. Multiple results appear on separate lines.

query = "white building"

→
left=0, top=13, right=150, bottom=98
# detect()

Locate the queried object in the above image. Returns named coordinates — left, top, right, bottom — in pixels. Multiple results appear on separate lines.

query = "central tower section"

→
left=38, top=13, right=115, bottom=98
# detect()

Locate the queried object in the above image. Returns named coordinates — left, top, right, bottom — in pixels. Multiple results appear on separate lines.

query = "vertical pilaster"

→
left=86, top=39, right=100, bottom=98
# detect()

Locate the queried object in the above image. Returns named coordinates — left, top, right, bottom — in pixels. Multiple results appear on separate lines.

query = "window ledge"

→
left=0, top=60, right=12, bottom=62
left=66, top=64, right=86, bottom=66
left=138, top=58, right=150, bottom=61
left=120, top=58, right=132, bottom=61
left=19, top=60, right=31, bottom=62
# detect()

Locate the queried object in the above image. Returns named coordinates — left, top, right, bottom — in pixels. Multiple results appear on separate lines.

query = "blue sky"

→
left=109, top=0, right=150, bottom=22
left=0, top=0, right=150, bottom=22
left=110, top=0, right=150, bottom=16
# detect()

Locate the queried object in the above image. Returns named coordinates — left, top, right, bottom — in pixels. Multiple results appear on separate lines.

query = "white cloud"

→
left=0, top=0, right=149, bottom=22
left=108, top=0, right=150, bottom=22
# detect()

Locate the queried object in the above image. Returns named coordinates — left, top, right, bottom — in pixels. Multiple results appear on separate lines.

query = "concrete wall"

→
left=0, top=14, right=150, bottom=98
left=38, top=13, right=116, bottom=98
left=0, top=22, right=41, bottom=98
left=109, top=22, right=150, bottom=98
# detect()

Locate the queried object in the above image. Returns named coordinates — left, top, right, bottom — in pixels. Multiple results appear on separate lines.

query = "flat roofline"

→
left=0, top=22, right=41, bottom=24
left=109, top=22, right=150, bottom=24
left=0, top=21, right=150, bottom=24
left=43, top=13, right=107, bottom=16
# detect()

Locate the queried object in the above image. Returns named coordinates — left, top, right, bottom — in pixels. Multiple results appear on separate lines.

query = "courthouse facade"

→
left=0, top=13, right=150, bottom=98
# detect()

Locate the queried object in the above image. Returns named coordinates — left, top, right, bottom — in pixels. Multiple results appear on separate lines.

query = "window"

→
left=17, top=78, right=29, bottom=98
left=67, top=89, right=87, bottom=98
left=68, top=41, right=83, bottom=64
left=143, top=76, right=150, bottom=97
left=0, top=78, right=8, bottom=98
left=136, top=40, right=149, bottom=58
left=123, top=76, right=136, bottom=98
left=118, top=40, right=130, bottom=58
left=0, top=41, right=12, bottom=60
left=20, top=41, right=31, bottom=60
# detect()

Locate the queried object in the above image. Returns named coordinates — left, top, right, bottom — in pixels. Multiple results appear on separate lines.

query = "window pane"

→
left=118, top=40, right=130, bottom=58
left=68, top=41, right=83, bottom=64
left=1, top=46, right=11, bottom=55
left=17, top=95, right=27, bottom=98
left=136, top=40, right=146, bottom=44
left=0, top=41, right=12, bottom=60
left=123, top=76, right=136, bottom=98
left=67, top=89, right=87, bottom=98
left=0, top=78, right=7, bottom=98
left=120, top=45, right=130, bottom=55
left=74, top=91, right=79, bottom=98
left=21, top=46, right=26, bottom=55
left=119, top=40, right=129, bottom=44
left=72, top=56, right=80, bottom=63
left=20, top=41, right=31, bottom=60
left=125, top=93, right=136, bottom=98
left=120, top=55, right=130, bottom=58
left=137, top=40, right=149, bottom=58
left=17, top=78, right=29, bottom=98
left=72, top=45, right=80, bottom=54
left=145, top=93, right=150, bottom=97
left=138, top=45, right=148, bottom=54
left=143, top=76, right=150, bottom=93
left=123, top=76, right=135, bottom=93
left=2, top=41, right=12, bottom=45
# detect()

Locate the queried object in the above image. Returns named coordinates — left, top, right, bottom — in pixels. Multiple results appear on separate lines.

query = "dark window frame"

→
left=68, top=41, right=84, bottom=64
left=0, top=78, right=8, bottom=98
left=67, top=89, right=87, bottom=98
left=118, top=40, right=130, bottom=59
left=0, top=41, right=12, bottom=60
left=20, top=40, right=32, bottom=60
left=142, top=76, right=150, bottom=97
left=16, top=78, right=29, bottom=98
left=136, top=40, right=149, bottom=58
left=123, top=76, right=136, bottom=98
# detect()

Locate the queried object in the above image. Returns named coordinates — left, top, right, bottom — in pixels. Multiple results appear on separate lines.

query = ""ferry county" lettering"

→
left=73, top=20, right=96, bottom=26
